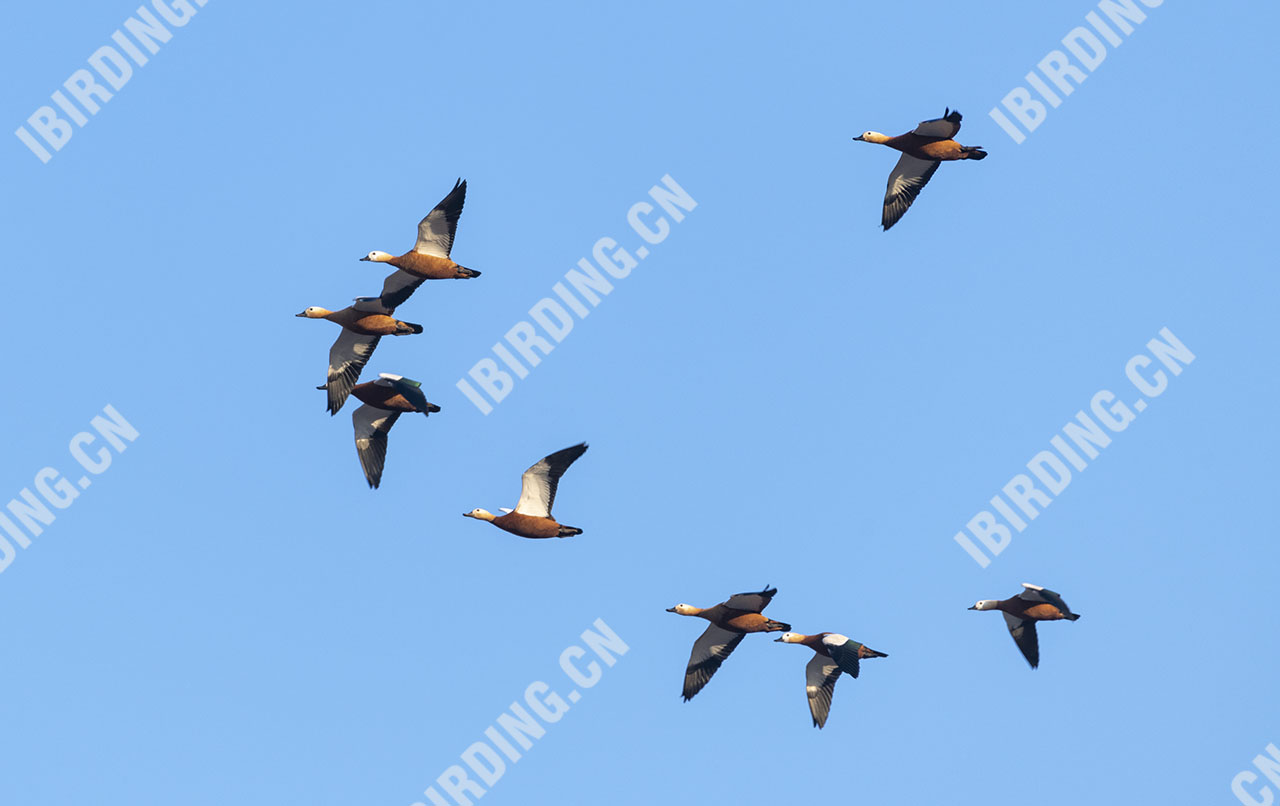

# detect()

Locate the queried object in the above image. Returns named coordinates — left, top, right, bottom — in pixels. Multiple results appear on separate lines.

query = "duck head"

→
left=295, top=306, right=332, bottom=318
left=360, top=250, right=395, bottom=262
left=774, top=632, right=805, bottom=643
left=463, top=508, right=496, bottom=522
left=853, top=131, right=890, bottom=144
left=968, top=600, right=1000, bottom=611
left=666, top=603, right=700, bottom=616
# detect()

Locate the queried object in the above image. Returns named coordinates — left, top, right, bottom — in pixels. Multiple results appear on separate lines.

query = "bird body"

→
left=297, top=302, right=424, bottom=415
left=349, top=374, right=439, bottom=489
left=362, top=179, right=481, bottom=282
left=970, top=583, right=1080, bottom=668
left=464, top=443, right=588, bottom=539
left=776, top=632, right=888, bottom=728
left=853, top=108, right=987, bottom=230
left=371, top=250, right=477, bottom=281
left=297, top=306, right=421, bottom=337
left=667, top=586, right=791, bottom=701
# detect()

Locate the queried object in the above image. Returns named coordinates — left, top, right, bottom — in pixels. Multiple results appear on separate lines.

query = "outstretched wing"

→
left=1003, top=612, right=1040, bottom=669
left=513, top=442, right=588, bottom=517
left=681, top=625, right=745, bottom=701
left=722, top=586, right=777, bottom=613
left=352, top=405, right=401, bottom=489
left=326, top=330, right=381, bottom=415
left=377, top=270, right=427, bottom=312
left=804, top=652, right=842, bottom=728
left=414, top=178, right=467, bottom=257
left=911, top=108, right=962, bottom=139
left=882, top=153, right=940, bottom=231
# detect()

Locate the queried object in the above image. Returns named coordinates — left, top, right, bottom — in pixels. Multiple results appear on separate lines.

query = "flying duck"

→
left=361, top=179, right=481, bottom=292
left=666, top=586, right=791, bottom=701
left=463, top=443, right=587, bottom=538
left=297, top=298, right=423, bottom=415
left=969, top=583, right=1080, bottom=669
left=349, top=373, right=440, bottom=489
left=852, top=108, right=987, bottom=230
left=775, top=632, right=888, bottom=728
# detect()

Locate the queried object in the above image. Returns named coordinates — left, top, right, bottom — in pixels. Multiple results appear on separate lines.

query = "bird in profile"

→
left=349, top=373, right=440, bottom=489
left=463, top=443, right=588, bottom=538
left=775, top=632, right=888, bottom=728
left=360, top=179, right=481, bottom=301
left=666, top=586, right=791, bottom=701
left=296, top=298, right=424, bottom=414
left=969, top=583, right=1080, bottom=668
left=853, top=108, right=987, bottom=230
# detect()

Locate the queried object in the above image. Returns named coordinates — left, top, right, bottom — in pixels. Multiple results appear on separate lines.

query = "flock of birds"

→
left=294, top=188, right=596, bottom=536
left=297, top=179, right=478, bottom=488
left=659, top=109, right=1067, bottom=729
left=667, top=582, right=1079, bottom=728
left=295, top=108, right=1061, bottom=728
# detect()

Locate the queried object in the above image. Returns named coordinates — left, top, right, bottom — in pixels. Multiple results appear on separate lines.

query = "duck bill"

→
left=665, top=607, right=677, bottom=613
left=358, top=255, right=371, bottom=261
left=294, top=311, right=308, bottom=317
left=852, top=135, right=865, bottom=141
left=967, top=605, right=979, bottom=610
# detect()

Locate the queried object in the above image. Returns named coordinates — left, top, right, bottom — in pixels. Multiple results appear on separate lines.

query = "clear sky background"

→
left=2, top=2, right=1277, bottom=804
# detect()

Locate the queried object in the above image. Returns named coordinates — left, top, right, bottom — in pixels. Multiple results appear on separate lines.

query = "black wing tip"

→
left=944, top=107, right=962, bottom=123
left=549, top=442, right=589, bottom=464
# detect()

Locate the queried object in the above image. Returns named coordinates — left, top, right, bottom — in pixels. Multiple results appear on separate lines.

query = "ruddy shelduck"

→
left=969, top=583, right=1081, bottom=669
left=349, top=373, right=440, bottom=489
left=297, top=298, right=423, bottom=415
left=463, top=443, right=588, bottom=538
left=775, top=632, right=887, bottom=728
left=853, top=108, right=987, bottom=230
left=666, top=586, right=791, bottom=701
left=361, top=179, right=481, bottom=302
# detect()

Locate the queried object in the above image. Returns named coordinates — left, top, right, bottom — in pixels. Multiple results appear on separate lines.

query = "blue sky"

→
left=2, top=1, right=1277, bottom=804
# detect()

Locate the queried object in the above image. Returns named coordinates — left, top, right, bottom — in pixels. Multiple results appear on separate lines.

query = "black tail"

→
left=458, top=267, right=481, bottom=278
left=765, top=620, right=790, bottom=632
left=865, top=648, right=889, bottom=659
left=399, top=321, right=424, bottom=334
left=963, top=146, right=988, bottom=160
left=423, top=403, right=441, bottom=415
left=558, top=525, right=583, bottom=538
left=1065, top=613, right=1081, bottom=621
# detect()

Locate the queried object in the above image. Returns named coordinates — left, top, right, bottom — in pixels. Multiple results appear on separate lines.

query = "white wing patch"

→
left=804, top=653, right=842, bottom=728
left=514, top=466, right=554, bottom=518
left=414, top=179, right=466, bottom=258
